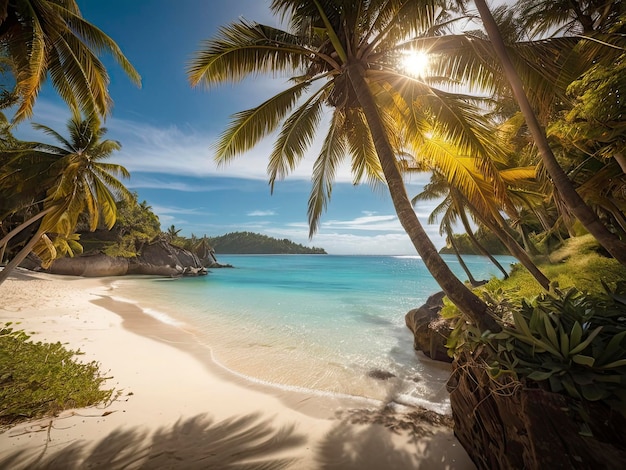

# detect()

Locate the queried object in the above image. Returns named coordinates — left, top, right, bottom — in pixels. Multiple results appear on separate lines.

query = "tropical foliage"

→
left=0, top=0, right=141, bottom=121
left=0, top=113, right=132, bottom=284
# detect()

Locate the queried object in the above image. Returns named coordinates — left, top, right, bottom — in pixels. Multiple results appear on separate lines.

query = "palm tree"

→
left=0, top=112, right=132, bottom=284
left=414, top=166, right=549, bottom=288
left=473, top=0, right=626, bottom=265
left=188, top=0, right=503, bottom=331
left=517, top=0, right=625, bottom=36
left=0, top=0, right=141, bottom=122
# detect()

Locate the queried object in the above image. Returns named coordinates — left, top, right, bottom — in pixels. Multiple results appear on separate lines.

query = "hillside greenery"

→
left=204, top=231, right=326, bottom=255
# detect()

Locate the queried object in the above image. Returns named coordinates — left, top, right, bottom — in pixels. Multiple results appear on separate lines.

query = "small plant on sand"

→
left=0, top=323, right=116, bottom=429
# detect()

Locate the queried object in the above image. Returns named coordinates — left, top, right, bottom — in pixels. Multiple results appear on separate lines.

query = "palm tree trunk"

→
left=0, top=229, right=44, bottom=285
left=447, top=228, right=484, bottom=287
left=0, top=206, right=55, bottom=250
left=475, top=0, right=626, bottom=266
left=347, top=63, right=500, bottom=333
left=458, top=210, right=509, bottom=279
left=480, top=213, right=550, bottom=290
left=0, top=206, right=56, bottom=267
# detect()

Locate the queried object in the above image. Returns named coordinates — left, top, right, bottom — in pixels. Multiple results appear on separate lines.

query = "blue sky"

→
left=13, top=0, right=447, bottom=255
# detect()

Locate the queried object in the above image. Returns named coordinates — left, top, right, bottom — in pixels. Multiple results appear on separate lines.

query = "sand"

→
left=0, top=269, right=475, bottom=469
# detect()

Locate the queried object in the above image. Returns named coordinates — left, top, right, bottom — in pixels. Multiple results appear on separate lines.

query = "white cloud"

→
left=247, top=210, right=276, bottom=217
left=14, top=100, right=437, bottom=189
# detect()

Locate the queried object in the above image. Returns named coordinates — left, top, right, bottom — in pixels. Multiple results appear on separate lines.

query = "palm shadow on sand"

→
left=0, top=408, right=468, bottom=469
left=1, top=413, right=304, bottom=469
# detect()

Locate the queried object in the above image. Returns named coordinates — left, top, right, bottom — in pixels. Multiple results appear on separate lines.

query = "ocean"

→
left=108, top=254, right=516, bottom=414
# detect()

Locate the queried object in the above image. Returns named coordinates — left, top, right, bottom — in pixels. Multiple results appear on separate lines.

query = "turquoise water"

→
left=109, top=254, right=515, bottom=413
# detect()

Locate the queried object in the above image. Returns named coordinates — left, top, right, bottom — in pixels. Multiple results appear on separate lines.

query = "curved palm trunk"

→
left=0, top=228, right=44, bottom=285
left=475, top=0, right=626, bottom=266
left=458, top=210, right=509, bottom=279
left=447, top=228, right=485, bottom=287
left=347, top=64, right=500, bottom=333
left=457, top=189, right=550, bottom=288
left=0, top=206, right=56, bottom=266
left=480, top=213, right=550, bottom=290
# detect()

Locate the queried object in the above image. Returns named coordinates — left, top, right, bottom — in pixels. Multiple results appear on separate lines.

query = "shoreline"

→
left=0, top=269, right=475, bottom=469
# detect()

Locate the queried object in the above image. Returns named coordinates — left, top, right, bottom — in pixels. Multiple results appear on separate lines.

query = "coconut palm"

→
left=0, top=0, right=141, bottom=122
left=188, top=0, right=506, bottom=331
left=0, top=112, right=132, bottom=284
left=517, top=0, right=625, bottom=36
left=472, top=0, right=626, bottom=265
left=413, top=165, right=549, bottom=288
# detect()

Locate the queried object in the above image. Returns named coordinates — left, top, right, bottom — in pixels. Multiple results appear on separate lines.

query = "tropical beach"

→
left=0, top=268, right=474, bottom=469
left=2, top=0, right=626, bottom=468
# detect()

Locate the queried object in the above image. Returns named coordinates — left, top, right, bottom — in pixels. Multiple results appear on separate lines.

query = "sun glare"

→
left=401, top=50, right=430, bottom=78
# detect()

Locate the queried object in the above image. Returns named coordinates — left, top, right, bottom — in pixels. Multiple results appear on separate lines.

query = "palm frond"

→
left=307, top=109, right=347, bottom=237
left=269, top=86, right=327, bottom=189
left=344, top=107, right=383, bottom=186
left=188, top=20, right=312, bottom=88
left=215, top=80, right=310, bottom=162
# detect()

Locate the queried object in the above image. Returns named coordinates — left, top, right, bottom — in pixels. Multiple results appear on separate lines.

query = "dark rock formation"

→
left=43, top=240, right=208, bottom=277
left=128, top=240, right=206, bottom=276
left=447, top=358, right=626, bottom=469
left=404, top=291, right=453, bottom=363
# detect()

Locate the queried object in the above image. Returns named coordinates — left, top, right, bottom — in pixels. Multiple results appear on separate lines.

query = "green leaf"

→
left=572, top=354, right=595, bottom=367
left=569, top=326, right=603, bottom=355
left=599, top=359, right=626, bottom=369
left=581, top=384, right=609, bottom=401
left=513, top=311, right=533, bottom=337
left=570, top=321, right=583, bottom=350
left=527, top=370, right=554, bottom=381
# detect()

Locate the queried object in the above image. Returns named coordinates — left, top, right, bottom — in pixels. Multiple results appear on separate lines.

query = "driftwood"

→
left=447, top=358, right=626, bottom=469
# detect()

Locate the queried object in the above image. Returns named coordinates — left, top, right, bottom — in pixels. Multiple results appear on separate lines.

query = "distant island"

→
left=207, top=232, right=326, bottom=254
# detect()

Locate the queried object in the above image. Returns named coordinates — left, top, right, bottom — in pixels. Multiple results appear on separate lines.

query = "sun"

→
left=401, top=50, right=430, bottom=78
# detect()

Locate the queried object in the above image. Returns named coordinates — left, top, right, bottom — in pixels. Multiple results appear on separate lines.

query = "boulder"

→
left=48, top=253, right=129, bottom=277
left=447, top=357, right=626, bottom=469
left=128, top=240, right=206, bottom=276
left=405, top=291, right=453, bottom=363
left=44, top=240, right=207, bottom=277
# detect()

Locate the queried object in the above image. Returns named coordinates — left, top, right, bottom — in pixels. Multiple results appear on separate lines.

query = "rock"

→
left=47, top=253, right=129, bottom=277
left=128, top=240, right=206, bottom=276
left=367, top=369, right=396, bottom=381
left=447, top=357, right=626, bottom=469
left=44, top=240, right=208, bottom=277
left=405, top=291, right=453, bottom=363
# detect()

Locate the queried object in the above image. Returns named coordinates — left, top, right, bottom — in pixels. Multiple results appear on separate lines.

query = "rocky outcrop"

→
left=405, top=291, right=453, bottom=363
left=43, top=240, right=208, bottom=277
left=128, top=240, right=206, bottom=276
left=44, top=253, right=130, bottom=277
left=447, top=358, right=626, bottom=469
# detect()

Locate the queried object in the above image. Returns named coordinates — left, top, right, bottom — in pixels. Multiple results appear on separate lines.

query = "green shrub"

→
left=0, top=323, right=115, bottom=429
left=447, top=285, right=626, bottom=417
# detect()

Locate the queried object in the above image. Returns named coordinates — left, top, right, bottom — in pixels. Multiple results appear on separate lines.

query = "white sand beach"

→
left=0, top=269, right=475, bottom=469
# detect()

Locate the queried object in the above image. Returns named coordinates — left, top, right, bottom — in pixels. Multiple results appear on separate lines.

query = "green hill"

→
left=207, top=232, right=326, bottom=254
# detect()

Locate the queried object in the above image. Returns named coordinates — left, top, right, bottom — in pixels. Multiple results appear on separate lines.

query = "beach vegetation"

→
left=0, top=323, right=115, bottom=429
left=473, top=0, right=626, bottom=266
left=443, top=235, right=626, bottom=418
left=0, top=113, right=132, bottom=284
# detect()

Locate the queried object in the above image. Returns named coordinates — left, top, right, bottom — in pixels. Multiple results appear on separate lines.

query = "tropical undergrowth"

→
left=0, top=323, right=116, bottom=430
left=443, top=236, right=626, bottom=418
